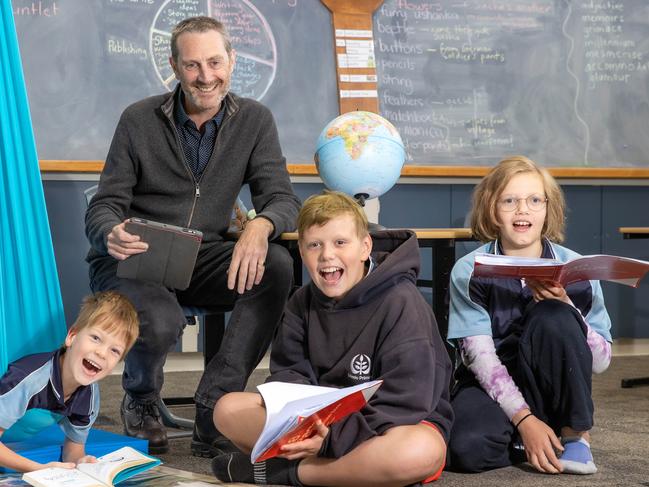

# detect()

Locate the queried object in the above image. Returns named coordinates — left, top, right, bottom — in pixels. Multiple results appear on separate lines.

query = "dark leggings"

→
left=448, top=299, right=593, bottom=473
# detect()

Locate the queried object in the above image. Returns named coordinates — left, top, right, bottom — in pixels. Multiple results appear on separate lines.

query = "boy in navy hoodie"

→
left=210, top=191, right=453, bottom=486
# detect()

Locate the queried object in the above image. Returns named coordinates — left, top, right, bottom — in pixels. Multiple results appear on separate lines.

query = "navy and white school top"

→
left=0, top=349, right=99, bottom=444
left=448, top=239, right=612, bottom=348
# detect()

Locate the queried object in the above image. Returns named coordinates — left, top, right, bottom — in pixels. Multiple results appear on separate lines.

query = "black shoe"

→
left=211, top=452, right=302, bottom=485
left=191, top=404, right=238, bottom=458
left=120, top=394, right=169, bottom=454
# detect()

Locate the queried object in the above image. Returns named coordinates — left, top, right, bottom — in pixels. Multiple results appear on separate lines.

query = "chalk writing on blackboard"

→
left=151, top=0, right=278, bottom=100
left=13, top=0, right=338, bottom=163
left=374, top=0, right=649, bottom=167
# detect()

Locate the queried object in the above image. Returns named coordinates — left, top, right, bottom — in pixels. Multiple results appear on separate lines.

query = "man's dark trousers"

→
left=89, top=241, right=294, bottom=407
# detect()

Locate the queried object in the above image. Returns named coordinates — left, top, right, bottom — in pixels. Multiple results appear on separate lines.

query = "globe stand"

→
left=354, top=193, right=385, bottom=232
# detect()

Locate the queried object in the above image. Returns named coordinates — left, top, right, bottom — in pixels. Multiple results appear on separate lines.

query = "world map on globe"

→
left=315, top=111, right=405, bottom=201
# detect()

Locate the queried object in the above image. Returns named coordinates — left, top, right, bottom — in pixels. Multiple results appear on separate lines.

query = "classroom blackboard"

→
left=373, top=0, right=649, bottom=167
left=12, top=0, right=338, bottom=164
left=12, top=0, right=649, bottom=169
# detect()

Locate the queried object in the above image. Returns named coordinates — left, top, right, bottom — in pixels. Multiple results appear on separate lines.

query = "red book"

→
left=473, top=253, right=649, bottom=288
left=251, top=380, right=382, bottom=463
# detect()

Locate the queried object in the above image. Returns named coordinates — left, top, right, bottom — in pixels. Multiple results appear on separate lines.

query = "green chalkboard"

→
left=373, top=0, right=649, bottom=167
left=13, top=0, right=339, bottom=164
left=14, top=0, right=649, bottom=169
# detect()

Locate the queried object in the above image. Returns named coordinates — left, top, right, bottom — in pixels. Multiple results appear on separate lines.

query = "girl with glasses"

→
left=446, top=156, right=612, bottom=476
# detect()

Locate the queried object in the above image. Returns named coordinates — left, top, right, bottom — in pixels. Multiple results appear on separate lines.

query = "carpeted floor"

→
left=96, top=356, right=649, bottom=486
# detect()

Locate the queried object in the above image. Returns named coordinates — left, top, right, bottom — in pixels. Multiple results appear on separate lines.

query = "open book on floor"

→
left=22, top=446, right=161, bottom=487
left=251, top=380, right=382, bottom=463
left=473, top=253, right=649, bottom=287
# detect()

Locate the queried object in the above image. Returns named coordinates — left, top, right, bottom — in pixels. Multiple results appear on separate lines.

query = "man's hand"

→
left=228, top=217, right=274, bottom=294
left=524, top=278, right=573, bottom=306
left=515, top=412, right=564, bottom=474
left=278, top=420, right=329, bottom=460
left=106, top=220, right=148, bottom=261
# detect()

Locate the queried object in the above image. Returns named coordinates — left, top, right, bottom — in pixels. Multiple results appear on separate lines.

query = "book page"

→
left=22, top=468, right=102, bottom=487
left=473, top=253, right=563, bottom=281
left=561, top=255, right=649, bottom=287
left=475, top=253, right=562, bottom=267
left=77, top=446, right=155, bottom=485
left=474, top=253, right=649, bottom=287
left=253, top=383, right=337, bottom=463
left=252, top=380, right=382, bottom=462
left=258, top=382, right=337, bottom=418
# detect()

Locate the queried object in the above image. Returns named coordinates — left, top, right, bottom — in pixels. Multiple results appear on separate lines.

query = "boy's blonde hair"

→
left=68, top=291, right=139, bottom=356
left=297, top=191, right=368, bottom=240
left=470, top=155, right=566, bottom=243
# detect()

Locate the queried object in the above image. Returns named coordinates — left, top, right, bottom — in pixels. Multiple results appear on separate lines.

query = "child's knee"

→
left=402, top=448, right=445, bottom=481
left=213, top=393, right=241, bottom=433
left=388, top=425, right=446, bottom=480
left=410, top=430, right=446, bottom=478
left=214, top=392, right=262, bottom=437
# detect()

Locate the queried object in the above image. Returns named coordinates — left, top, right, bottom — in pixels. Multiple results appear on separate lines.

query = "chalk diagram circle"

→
left=149, top=0, right=277, bottom=100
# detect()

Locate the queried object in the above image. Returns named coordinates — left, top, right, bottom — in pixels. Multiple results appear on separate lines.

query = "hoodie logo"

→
left=348, top=354, right=371, bottom=381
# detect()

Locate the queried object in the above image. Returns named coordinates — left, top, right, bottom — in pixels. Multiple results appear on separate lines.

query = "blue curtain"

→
left=0, top=0, right=66, bottom=372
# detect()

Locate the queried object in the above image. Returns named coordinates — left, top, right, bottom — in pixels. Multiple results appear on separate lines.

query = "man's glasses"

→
left=497, top=194, right=548, bottom=212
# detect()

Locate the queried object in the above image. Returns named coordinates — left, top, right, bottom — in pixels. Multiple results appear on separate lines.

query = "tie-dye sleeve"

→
left=460, top=335, right=529, bottom=420
left=584, top=319, right=612, bottom=373
left=569, top=302, right=612, bottom=373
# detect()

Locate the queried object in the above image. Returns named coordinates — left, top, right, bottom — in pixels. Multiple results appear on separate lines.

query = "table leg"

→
left=287, top=243, right=303, bottom=287
left=431, top=239, right=457, bottom=359
left=621, top=377, right=649, bottom=388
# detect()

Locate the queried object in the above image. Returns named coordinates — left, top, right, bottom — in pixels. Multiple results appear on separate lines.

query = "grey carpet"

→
left=97, top=356, right=649, bottom=486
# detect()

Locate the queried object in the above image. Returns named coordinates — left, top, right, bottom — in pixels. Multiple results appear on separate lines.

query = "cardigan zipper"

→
left=166, top=116, right=200, bottom=228
left=164, top=95, right=234, bottom=229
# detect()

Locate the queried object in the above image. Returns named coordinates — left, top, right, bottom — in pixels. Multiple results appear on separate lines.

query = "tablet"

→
left=116, top=218, right=203, bottom=290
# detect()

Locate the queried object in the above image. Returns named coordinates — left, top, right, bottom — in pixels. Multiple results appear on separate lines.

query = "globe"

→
left=314, top=111, right=405, bottom=202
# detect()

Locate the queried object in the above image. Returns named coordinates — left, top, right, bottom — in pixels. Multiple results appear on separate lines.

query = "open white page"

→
left=22, top=468, right=101, bottom=487
left=76, top=446, right=153, bottom=485
left=475, top=253, right=561, bottom=267
left=252, top=380, right=382, bottom=462
left=258, top=382, right=337, bottom=419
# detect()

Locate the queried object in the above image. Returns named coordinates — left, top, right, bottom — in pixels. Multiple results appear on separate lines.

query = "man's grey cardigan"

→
left=85, top=87, right=300, bottom=265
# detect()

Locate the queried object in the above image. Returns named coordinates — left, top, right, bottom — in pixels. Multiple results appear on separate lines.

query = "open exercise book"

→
left=251, top=380, right=382, bottom=463
left=22, top=447, right=160, bottom=487
left=473, top=253, right=649, bottom=287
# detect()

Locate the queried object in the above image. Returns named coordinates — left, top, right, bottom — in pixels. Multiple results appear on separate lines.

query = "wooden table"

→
left=620, top=227, right=649, bottom=239
left=280, top=228, right=473, bottom=347
left=619, top=227, right=649, bottom=388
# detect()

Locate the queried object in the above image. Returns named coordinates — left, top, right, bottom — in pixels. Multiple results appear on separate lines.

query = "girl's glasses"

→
left=497, top=194, right=547, bottom=212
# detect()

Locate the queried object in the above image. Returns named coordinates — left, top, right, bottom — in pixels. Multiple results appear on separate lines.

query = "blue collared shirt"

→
left=173, top=89, right=226, bottom=180
left=0, top=349, right=99, bottom=444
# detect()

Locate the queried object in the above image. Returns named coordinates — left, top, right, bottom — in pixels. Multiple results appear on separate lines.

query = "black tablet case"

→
left=116, top=218, right=202, bottom=290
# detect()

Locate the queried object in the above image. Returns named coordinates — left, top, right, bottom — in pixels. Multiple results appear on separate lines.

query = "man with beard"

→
left=85, top=16, right=300, bottom=456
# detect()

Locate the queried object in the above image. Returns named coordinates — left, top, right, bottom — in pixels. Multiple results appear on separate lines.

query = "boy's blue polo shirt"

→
left=0, top=349, right=99, bottom=444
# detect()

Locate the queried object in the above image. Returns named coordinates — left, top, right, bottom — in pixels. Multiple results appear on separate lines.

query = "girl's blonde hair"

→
left=470, top=155, right=565, bottom=243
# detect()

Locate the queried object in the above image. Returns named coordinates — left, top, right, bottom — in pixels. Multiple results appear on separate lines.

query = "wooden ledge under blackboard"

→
left=38, top=161, right=649, bottom=180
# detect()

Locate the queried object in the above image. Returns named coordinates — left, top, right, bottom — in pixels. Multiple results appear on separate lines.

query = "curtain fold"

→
left=0, top=0, right=66, bottom=372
